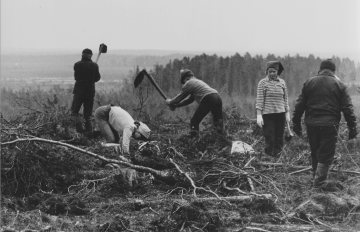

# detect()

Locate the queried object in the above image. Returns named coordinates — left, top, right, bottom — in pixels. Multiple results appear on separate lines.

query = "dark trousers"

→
left=70, top=94, right=94, bottom=121
left=306, top=125, right=338, bottom=172
left=262, top=113, right=286, bottom=157
left=191, top=93, right=223, bottom=131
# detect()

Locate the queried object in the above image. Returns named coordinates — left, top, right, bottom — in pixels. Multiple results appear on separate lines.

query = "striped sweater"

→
left=256, top=77, right=289, bottom=115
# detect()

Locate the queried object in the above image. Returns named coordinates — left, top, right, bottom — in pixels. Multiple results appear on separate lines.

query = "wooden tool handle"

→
left=95, top=44, right=103, bottom=63
left=143, top=70, right=168, bottom=99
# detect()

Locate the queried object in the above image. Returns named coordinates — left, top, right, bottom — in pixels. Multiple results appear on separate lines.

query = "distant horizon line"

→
left=2, top=48, right=359, bottom=63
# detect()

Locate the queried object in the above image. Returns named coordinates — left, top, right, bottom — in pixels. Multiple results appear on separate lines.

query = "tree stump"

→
left=114, top=168, right=138, bottom=188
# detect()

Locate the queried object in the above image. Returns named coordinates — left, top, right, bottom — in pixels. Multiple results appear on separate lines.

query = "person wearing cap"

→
left=292, top=59, right=357, bottom=188
left=165, top=69, right=223, bottom=135
left=94, top=105, right=151, bottom=155
left=256, top=61, right=289, bottom=158
left=71, top=48, right=101, bottom=132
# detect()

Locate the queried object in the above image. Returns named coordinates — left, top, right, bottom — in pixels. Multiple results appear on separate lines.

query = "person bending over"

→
left=94, top=105, right=151, bottom=155
left=165, top=69, right=223, bottom=136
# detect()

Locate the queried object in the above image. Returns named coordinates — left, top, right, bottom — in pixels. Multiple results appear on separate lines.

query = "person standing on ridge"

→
left=71, top=48, right=101, bottom=132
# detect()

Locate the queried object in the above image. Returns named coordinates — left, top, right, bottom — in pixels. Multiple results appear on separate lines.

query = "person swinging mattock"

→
left=165, top=69, right=224, bottom=136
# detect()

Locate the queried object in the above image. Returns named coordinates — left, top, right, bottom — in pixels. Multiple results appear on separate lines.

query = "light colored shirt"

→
left=109, top=106, right=136, bottom=154
left=169, top=78, right=217, bottom=105
left=256, top=77, right=289, bottom=115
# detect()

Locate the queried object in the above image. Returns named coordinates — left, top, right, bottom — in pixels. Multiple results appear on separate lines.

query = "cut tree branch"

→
left=1, top=137, right=173, bottom=180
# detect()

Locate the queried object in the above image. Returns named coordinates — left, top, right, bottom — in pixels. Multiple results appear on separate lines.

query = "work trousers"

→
left=70, top=94, right=94, bottom=121
left=262, top=113, right=286, bottom=157
left=190, top=93, right=223, bottom=131
left=306, top=125, right=338, bottom=173
left=94, top=105, right=120, bottom=143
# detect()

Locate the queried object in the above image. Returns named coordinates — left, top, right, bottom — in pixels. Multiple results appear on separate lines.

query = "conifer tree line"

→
left=149, top=53, right=360, bottom=98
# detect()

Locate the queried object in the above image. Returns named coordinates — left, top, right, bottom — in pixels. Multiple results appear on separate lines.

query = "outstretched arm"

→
left=292, top=82, right=308, bottom=135
left=121, top=126, right=134, bottom=155
left=340, top=85, right=357, bottom=129
left=175, top=96, right=195, bottom=107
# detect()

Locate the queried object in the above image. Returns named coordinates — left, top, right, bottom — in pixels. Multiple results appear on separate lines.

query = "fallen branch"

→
left=244, top=156, right=256, bottom=191
left=169, top=158, right=230, bottom=205
left=193, top=195, right=272, bottom=202
left=289, top=167, right=312, bottom=175
left=259, top=162, right=360, bottom=175
left=258, top=162, right=308, bottom=169
left=127, top=195, right=272, bottom=206
left=282, top=199, right=312, bottom=220
left=1, top=137, right=177, bottom=181
left=249, top=223, right=327, bottom=232
left=222, top=181, right=266, bottom=197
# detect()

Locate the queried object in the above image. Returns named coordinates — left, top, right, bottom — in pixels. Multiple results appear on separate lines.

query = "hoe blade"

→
left=134, top=70, right=145, bottom=88
left=100, top=43, right=107, bottom=53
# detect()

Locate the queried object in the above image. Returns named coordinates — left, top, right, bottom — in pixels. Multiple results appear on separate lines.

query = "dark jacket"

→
left=292, top=70, right=357, bottom=128
left=73, top=57, right=101, bottom=96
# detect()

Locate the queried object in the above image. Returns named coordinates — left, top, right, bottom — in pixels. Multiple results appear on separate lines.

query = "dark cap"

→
left=82, top=48, right=93, bottom=55
left=266, top=61, right=284, bottom=75
left=180, top=69, right=194, bottom=84
left=320, top=59, right=336, bottom=72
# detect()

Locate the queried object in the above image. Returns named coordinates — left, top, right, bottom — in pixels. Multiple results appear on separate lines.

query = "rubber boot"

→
left=73, top=116, right=85, bottom=133
left=83, top=119, right=94, bottom=138
left=84, top=120, right=93, bottom=132
left=313, top=163, right=330, bottom=188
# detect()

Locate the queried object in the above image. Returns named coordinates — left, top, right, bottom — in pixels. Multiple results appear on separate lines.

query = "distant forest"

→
left=148, top=53, right=360, bottom=99
left=1, top=51, right=360, bottom=119
left=2, top=51, right=359, bottom=99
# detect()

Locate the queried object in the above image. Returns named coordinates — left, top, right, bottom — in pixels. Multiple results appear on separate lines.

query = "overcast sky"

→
left=1, top=0, right=360, bottom=61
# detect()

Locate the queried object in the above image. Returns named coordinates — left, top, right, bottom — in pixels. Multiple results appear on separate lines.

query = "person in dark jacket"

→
left=71, top=48, right=101, bottom=132
left=292, top=59, right=358, bottom=188
left=165, top=69, right=223, bottom=136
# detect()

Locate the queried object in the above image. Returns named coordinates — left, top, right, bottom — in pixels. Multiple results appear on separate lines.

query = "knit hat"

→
left=266, top=61, right=284, bottom=75
left=180, top=69, right=194, bottom=84
left=82, top=48, right=93, bottom=58
left=135, top=121, right=151, bottom=140
left=319, top=59, right=336, bottom=72
left=82, top=48, right=93, bottom=55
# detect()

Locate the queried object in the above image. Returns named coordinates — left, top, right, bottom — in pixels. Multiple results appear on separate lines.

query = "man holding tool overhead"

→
left=70, top=48, right=101, bottom=133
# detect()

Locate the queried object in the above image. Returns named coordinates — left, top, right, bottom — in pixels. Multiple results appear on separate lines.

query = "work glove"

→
left=348, top=127, right=358, bottom=140
left=257, top=115, right=264, bottom=128
left=293, top=123, right=302, bottom=136
left=285, top=111, right=290, bottom=123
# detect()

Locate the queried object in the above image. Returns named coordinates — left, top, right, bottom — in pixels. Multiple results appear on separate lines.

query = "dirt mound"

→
left=311, top=193, right=360, bottom=216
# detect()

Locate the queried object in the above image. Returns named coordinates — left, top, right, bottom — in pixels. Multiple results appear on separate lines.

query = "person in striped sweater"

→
left=256, top=61, right=290, bottom=158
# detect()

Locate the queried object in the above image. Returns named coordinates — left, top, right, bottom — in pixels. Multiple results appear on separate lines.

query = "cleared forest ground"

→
left=1, top=101, right=360, bottom=232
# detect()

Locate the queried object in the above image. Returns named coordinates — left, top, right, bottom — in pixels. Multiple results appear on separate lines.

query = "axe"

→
left=95, top=43, right=107, bottom=63
left=134, top=69, right=167, bottom=100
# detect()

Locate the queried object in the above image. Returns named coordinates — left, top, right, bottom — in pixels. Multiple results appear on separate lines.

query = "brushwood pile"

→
left=1, top=108, right=360, bottom=232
